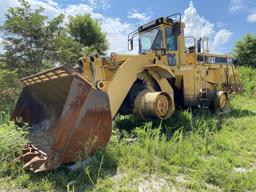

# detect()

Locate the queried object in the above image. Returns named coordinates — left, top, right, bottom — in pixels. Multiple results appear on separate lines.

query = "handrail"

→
left=167, top=13, right=181, bottom=23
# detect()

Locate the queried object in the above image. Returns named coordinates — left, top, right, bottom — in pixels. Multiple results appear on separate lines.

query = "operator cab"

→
left=128, top=13, right=183, bottom=66
left=128, top=13, right=234, bottom=67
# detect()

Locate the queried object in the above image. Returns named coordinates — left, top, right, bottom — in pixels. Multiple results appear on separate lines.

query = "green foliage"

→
left=68, top=14, right=108, bottom=55
left=0, top=122, right=28, bottom=162
left=0, top=0, right=108, bottom=77
left=0, top=69, right=21, bottom=111
left=234, top=33, right=256, bottom=67
left=0, top=0, right=64, bottom=76
left=53, top=32, right=84, bottom=66
left=237, top=66, right=256, bottom=97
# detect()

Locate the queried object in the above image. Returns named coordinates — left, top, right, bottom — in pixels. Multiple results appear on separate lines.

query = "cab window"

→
left=139, top=27, right=163, bottom=53
left=165, top=27, right=177, bottom=50
left=151, top=30, right=163, bottom=51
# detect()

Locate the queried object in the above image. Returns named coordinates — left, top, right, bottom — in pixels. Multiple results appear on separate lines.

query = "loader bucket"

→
left=12, top=65, right=112, bottom=173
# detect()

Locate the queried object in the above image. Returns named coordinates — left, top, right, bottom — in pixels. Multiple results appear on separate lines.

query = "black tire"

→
left=209, top=91, right=231, bottom=115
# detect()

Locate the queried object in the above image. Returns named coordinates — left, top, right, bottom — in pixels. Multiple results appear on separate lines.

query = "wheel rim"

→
left=219, top=93, right=228, bottom=111
left=155, top=94, right=170, bottom=117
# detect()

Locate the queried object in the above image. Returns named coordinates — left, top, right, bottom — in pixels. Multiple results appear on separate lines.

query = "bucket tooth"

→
left=34, top=163, right=47, bottom=173
left=23, top=155, right=47, bottom=170
left=21, top=151, right=41, bottom=162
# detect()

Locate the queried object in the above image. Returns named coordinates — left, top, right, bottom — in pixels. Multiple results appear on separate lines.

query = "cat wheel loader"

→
left=12, top=13, right=241, bottom=173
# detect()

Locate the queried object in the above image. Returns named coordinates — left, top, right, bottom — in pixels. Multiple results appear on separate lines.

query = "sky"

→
left=0, top=0, right=256, bottom=54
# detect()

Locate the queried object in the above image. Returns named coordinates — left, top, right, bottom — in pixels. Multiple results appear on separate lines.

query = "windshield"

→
left=139, top=27, right=163, bottom=54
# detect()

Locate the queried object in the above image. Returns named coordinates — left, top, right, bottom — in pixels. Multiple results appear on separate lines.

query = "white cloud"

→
left=183, top=1, right=215, bottom=38
left=128, top=9, right=152, bottom=22
left=247, top=12, right=256, bottom=22
left=101, top=18, right=137, bottom=53
left=183, top=1, right=232, bottom=53
left=63, top=4, right=94, bottom=17
left=28, top=0, right=61, bottom=17
left=88, top=0, right=111, bottom=10
left=212, top=29, right=233, bottom=50
left=45, top=0, right=58, bottom=7
left=229, top=0, right=246, bottom=13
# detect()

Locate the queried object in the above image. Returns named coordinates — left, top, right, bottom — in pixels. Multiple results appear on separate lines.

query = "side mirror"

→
left=128, top=38, right=133, bottom=51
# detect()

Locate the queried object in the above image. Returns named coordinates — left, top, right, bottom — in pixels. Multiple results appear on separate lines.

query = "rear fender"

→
left=145, top=65, right=175, bottom=114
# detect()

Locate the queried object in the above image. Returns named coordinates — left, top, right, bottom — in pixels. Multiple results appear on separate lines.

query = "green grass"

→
left=0, top=66, right=256, bottom=192
left=0, top=120, right=28, bottom=186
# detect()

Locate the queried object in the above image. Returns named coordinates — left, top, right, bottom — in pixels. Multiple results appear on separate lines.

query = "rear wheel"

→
left=209, top=91, right=230, bottom=114
left=218, top=92, right=229, bottom=112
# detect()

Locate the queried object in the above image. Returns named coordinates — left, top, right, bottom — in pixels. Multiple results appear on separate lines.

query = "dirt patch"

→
left=233, top=161, right=256, bottom=174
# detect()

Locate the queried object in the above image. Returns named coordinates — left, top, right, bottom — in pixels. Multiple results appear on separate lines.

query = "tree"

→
left=53, top=32, right=84, bottom=66
left=0, top=0, right=64, bottom=76
left=68, top=14, right=108, bottom=55
left=234, top=33, right=256, bottom=68
left=0, top=67, right=21, bottom=111
left=50, top=14, right=109, bottom=65
left=0, top=0, right=109, bottom=77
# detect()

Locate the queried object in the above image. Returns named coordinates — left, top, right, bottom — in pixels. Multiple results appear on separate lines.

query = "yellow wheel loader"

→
left=12, top=13, right=241, bottom=172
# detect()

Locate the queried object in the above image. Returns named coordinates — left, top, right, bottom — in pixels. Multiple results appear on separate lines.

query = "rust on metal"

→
left=12, top=65, right=112, bottom=173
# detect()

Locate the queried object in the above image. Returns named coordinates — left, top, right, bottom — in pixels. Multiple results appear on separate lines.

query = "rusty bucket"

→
left=12, top=65, right=112, bottom=173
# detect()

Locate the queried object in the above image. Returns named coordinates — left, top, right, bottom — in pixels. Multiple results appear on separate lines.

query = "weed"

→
left=0, top=122, right=28, bottom=177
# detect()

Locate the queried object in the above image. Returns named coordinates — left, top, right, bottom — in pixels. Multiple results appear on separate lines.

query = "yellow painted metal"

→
left=82, top=54, right=105, bottom=85
left=186, top=53, right=197, bottom=65
left=146, top=64, right=175, bottom=79
left=146, top=67, right=175, bottom=114
left=106, top=55, right=152, bottom=118
left=82, top=56, right=92, bottom=81
left=78, top=18, right=241, bottom=115
left=177, top=23, right=186, bottom=66
left=110, top=53, right=135, bottom=64
left=22, top=15, right=242, bottom=122
left=18, top=14, right=241, bottom=125
left=181, top=66, right=197, bottom=105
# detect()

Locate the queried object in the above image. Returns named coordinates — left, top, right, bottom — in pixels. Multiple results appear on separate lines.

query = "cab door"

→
left=165, top=27, right=179, bottom=66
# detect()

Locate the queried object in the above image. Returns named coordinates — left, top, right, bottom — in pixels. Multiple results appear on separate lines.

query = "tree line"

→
left=234, top=33, right=256, bottom=68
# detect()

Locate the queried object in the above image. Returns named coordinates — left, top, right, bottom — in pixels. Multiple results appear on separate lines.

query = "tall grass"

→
left=238, top=66, right=256, bottom=96
left=0, top=121, right=28, bottom=177
left=111, top=111, right=219, bottom=172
